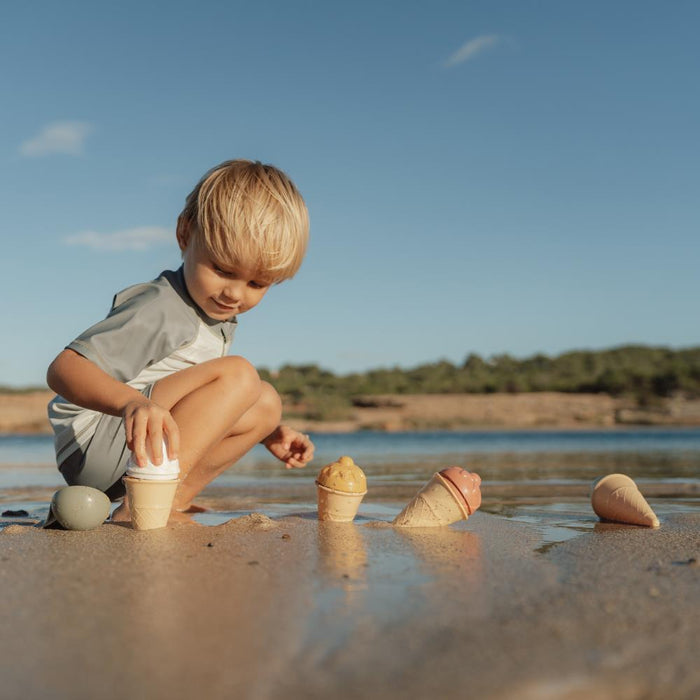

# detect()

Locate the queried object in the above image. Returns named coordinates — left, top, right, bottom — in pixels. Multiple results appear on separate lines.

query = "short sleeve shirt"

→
left=48, top=267, right=237, bottom=464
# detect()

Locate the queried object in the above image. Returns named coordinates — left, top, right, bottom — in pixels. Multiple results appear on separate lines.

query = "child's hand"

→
left=262, top=425, right=314, bottom=469
left=121, top=397, right=180, bottom=468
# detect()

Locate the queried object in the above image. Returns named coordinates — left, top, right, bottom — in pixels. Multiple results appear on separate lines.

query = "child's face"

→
left=178, top=234, right=271, bottom=321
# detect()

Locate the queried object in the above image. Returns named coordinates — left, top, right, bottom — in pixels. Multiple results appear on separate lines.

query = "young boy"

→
left=46, top=159, right=314, bottom=523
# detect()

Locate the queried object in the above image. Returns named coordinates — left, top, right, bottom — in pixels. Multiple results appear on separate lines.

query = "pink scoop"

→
left=439, top=467, right=482, bottom=515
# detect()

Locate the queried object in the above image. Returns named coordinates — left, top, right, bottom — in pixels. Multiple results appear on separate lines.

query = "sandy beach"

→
left=4, top=390, right=700, bottom=434
left=1, top=498, right=698, bottom=699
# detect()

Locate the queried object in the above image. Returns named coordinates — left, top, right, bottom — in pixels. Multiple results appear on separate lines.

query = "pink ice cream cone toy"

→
left=393, top=467, right=482, bottom=528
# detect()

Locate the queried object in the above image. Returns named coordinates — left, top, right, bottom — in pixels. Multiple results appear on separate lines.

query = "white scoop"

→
left=125, top=439, right=180, bottom=481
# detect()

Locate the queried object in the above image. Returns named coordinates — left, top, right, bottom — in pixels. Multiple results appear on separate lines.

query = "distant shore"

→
left=3, top=390, right=700, bottom=434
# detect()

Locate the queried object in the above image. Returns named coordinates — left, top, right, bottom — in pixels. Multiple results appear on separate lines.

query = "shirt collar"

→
left=163, top=266, right=237, bottom=340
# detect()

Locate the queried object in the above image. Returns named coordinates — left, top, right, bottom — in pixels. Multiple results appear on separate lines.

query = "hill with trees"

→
left=259, top=345, right=700, bottom=422
left=3, top=345, right=699, bottom=431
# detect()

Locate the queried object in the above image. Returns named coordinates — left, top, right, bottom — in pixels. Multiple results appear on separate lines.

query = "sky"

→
left=2, top=0, right=699, bottom=387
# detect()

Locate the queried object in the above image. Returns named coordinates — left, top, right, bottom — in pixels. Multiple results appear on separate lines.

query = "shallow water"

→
left=1, top=429, right=698, bottom=547
left=4, top=428, right=699, bottom=474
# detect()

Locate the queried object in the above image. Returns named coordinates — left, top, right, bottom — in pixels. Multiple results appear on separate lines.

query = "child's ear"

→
left=176, top=215, right=191, bottom=251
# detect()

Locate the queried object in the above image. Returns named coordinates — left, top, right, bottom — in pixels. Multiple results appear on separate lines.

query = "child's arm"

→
left=261, top=425, right=314, bottom=470
left=47, top=349, right=179, bottom=467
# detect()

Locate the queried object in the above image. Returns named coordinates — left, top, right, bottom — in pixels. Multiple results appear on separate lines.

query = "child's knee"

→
left=216, top=355, right=262, bottom=399
left=258, top=381, right=283, bottom=430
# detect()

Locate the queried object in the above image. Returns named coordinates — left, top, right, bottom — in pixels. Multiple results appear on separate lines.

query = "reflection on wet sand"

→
left=317, top=521, right=368, bottom=598
left=317, top=510, right=484, bottom=598
left=394, top=526, right=483, bottom=590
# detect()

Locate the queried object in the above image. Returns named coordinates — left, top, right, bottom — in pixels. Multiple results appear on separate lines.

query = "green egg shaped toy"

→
left=50, top=486, right=111, bottom=530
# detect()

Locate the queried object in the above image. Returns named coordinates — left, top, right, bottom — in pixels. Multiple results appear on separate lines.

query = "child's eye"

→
left=249, top=281, right=267, bottom=290
left=213, top=265, right=235, bottom=278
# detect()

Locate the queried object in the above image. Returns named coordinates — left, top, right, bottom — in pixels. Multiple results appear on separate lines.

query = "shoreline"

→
left=5, top=423, right=700, bottom=439
left=3, top=390, right=700, bottom=435
left=1, top=509, right=698, bottom=698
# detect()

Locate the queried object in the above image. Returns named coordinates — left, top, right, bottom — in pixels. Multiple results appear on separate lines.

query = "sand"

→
left=5, top=390, right=700, bottom=433
left=1, top=508, right=698, bottom=699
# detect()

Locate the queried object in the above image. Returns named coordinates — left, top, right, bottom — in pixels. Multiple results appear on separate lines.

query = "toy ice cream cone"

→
left=122, top=440, right=181, bottom=530
left=123, top=477, right=180, bottom=530
left=393, top=467, right=482, bottom=528
left=591, top=473, right=659, bottom=528
left=316, top=456, right=367, bottom=523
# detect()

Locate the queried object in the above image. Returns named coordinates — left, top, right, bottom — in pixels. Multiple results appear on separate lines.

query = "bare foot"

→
left=177, top=503, right=208, bottom=514
left=111, top=501, right=131, bottom=522
left=168, top=509, right=202, bottom=526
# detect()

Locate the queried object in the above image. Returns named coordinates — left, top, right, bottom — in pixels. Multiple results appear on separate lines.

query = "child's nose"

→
left=222, top=281, right=243, bottom=302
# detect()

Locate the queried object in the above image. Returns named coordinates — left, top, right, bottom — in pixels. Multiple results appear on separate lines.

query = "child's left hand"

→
left=262, top=425, right=315, bottom=469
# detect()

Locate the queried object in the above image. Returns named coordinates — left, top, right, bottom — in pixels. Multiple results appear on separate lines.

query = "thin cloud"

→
left=20, top=121, right=93, bottom=157
left=63, top=227, right=172, bottom=251
left=444, top=34, right=502, bottom=68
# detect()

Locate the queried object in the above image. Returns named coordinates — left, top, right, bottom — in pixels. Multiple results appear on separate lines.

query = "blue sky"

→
left=2, top=1, right=698, bottom=387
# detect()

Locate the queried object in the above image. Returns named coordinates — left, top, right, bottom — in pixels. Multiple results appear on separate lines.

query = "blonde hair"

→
left=179, top=159, right=309, bottom=283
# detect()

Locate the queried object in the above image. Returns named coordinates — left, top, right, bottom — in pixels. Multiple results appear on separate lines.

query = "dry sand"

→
left=4, top=390, right=700, bottom=434
left=0, top=391, right=53, bottom=433
left=1, top=509, right=698, bottom=699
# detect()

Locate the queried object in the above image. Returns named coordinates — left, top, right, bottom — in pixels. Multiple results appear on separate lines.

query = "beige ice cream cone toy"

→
left=591, top=473, right=659, bottom=528
left=316, top=456, right=367, bottom=522
left=122, top=440, right=180, bottom=531
left=393, top=467, right=482, bottom=528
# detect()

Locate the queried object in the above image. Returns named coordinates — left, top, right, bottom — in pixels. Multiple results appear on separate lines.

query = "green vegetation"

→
left=3, top=346, right=699, bottom=424
left=260, top=346, right=700, bottom=421
left=0, top=385, right=48, bottom=394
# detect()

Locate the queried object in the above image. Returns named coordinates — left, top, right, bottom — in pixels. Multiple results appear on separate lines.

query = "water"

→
left=1, top=430, right=698, bottom=543
left=4, top=427, right=700, bottom=481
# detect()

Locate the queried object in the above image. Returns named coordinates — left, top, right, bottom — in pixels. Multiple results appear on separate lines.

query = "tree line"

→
left=257, top=345, right=700, bottom=420
left=4, top=345, right=699, bottom=420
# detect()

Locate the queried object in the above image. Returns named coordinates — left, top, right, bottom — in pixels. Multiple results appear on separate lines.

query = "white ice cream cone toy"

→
left=316, top=456, right=367, bottom=523
left=591, top=473, right=659, bottom=528
left=123, top=477, right=180, bottom=530
left=123, top=439, right=180, bottom=531
left=393, top=467, right=482, bottom=528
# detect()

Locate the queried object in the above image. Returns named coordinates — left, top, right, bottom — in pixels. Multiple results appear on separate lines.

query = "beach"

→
left=1, top=429, right=699, bottom=699
left=1, top=506, right=698, bottom=699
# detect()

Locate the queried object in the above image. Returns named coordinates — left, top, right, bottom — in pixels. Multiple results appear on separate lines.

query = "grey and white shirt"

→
left=48, top=267, right=237, bottom=465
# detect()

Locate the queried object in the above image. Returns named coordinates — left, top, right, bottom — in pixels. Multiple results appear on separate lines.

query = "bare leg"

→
left=113, top=356, right=280, bottom=521
left=170, top=381, right=281, bottom=510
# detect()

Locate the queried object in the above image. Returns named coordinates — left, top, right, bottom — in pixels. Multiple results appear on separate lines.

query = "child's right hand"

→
left=121, top=397, right=180, bottom=467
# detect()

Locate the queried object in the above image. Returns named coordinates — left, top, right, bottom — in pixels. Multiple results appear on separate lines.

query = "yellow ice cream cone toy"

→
left=315, top=456, right=367, bottom=523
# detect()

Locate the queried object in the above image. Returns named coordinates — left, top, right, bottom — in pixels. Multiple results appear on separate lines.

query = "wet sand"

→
left=1, top=506, right=698, bottom=699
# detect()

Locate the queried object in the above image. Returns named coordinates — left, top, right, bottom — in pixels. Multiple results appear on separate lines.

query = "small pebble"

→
left=206, top=542, right=214, bottom=548
left=248, top=560, right=259, bottom=566
left=672, top=557, right=697, bottom=567
left=281, top=534, right=291, bottom=540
